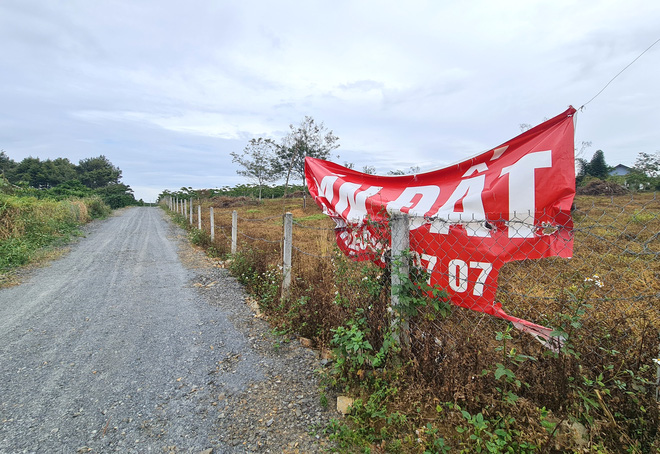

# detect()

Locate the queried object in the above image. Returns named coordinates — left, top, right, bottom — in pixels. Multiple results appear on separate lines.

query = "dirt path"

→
left=0, top=207, right=335, bottom=453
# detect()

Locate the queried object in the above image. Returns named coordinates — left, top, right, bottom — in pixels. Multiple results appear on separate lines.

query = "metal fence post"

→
left=231, top=210, right=237, bottom=254
left=390, top=213, right=411, bottom=348
left=210, top=207, right=215, bottom=241
left=282, top=212, right=293, bottom=299
left=197, top=205, right=201, bottom=230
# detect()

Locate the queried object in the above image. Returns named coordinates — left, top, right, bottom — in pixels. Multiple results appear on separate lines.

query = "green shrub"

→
left=0, top=194, right=89, bottom=271
left=189, top=228, right=213, bottom=248
left=84, top=196, right=111, bottom=219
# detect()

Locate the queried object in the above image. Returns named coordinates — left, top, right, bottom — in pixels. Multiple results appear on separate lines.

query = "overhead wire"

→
left=579, top=36, right=660, bottom=110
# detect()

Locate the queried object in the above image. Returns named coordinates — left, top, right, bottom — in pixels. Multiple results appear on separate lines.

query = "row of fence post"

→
left=166, top=197, right=276, bottom=273
left=164, top=196, right=414, bottom=349
left=166, top=198, right=410, bottom=300
left=162, top=195, right=659, bottom=399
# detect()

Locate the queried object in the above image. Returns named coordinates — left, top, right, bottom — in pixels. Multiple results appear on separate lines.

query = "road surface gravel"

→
left=0, top=207, right=336, bottom=453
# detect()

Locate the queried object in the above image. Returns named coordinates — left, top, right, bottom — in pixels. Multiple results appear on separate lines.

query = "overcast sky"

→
left=1, top=1, right=658, bottom=202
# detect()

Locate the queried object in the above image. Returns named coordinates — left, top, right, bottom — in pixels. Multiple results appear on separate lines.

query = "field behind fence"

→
left=163, top=192, right=659, bottom=451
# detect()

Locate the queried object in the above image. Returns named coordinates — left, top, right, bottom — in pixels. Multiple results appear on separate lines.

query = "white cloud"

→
left=1, top=0, right=659, bottom=201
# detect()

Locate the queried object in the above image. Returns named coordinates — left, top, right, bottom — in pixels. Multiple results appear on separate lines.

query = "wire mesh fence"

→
left=405, top=194, right=659, bottom=417
left=164, top=192, right=659, bottom=446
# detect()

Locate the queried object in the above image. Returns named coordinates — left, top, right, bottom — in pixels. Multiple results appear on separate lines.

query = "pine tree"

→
left=587, top=150, right=609, bottom=179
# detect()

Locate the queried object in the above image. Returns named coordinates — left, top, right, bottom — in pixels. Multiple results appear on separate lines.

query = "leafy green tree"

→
left=46, top=180, right=92, bottom=199
left=634, top=151, right=660, bottom=178
left=0, top=151, right=16, bottom=179
left=231, top=138, right=279, bottom=200
left=12, top=157, right=76, bottom=188
left=273, top=116, right=340, bottom=186
left=95, top=183, right=137, bottom=209
left=12, top=157, right=49, bottom=187
left=43, top=158, right=77, bottom=186
left=625, top=151, right=660, bottom=190
left=77, top=155, right=122, bottom=188
left=576, top=157, right=589, bottom=183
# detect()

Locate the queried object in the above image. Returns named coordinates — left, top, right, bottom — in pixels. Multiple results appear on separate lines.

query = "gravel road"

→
left=0, top=207, right=336, bottom=453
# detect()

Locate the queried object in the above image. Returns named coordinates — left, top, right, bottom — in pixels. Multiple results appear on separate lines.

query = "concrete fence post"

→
left=189, top=200, right=193, bottom=225
left=282, top=212, right=293, bottom=299
left=184, top=199, right=187, bottom=218
left=210, top=207, right=215, bottom=241
left=655, top=356, right=659, bottom=401
left=231, top=210, right=237, bottom=254
left=390, top=213, right=411, bottom=348
left=197, top=205, right=201, bottom=230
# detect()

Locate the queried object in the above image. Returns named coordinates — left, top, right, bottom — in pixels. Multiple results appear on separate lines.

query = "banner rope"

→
left=579, top=36, right=660, bottom=110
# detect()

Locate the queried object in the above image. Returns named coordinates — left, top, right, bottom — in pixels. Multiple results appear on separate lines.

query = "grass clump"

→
left=0, top=193, right=109, bottom=274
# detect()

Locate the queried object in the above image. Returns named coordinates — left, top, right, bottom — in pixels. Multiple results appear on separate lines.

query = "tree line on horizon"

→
left=0, top=151, right=141, bottom=208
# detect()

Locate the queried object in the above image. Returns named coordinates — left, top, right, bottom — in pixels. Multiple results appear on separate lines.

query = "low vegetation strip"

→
left=163, top=193, right=659, bottom=453
left=0, top=193, right=110, bottom=274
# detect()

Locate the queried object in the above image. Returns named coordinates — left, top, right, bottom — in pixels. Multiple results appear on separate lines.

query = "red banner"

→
left=305, top=107, right=576, bottom=342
